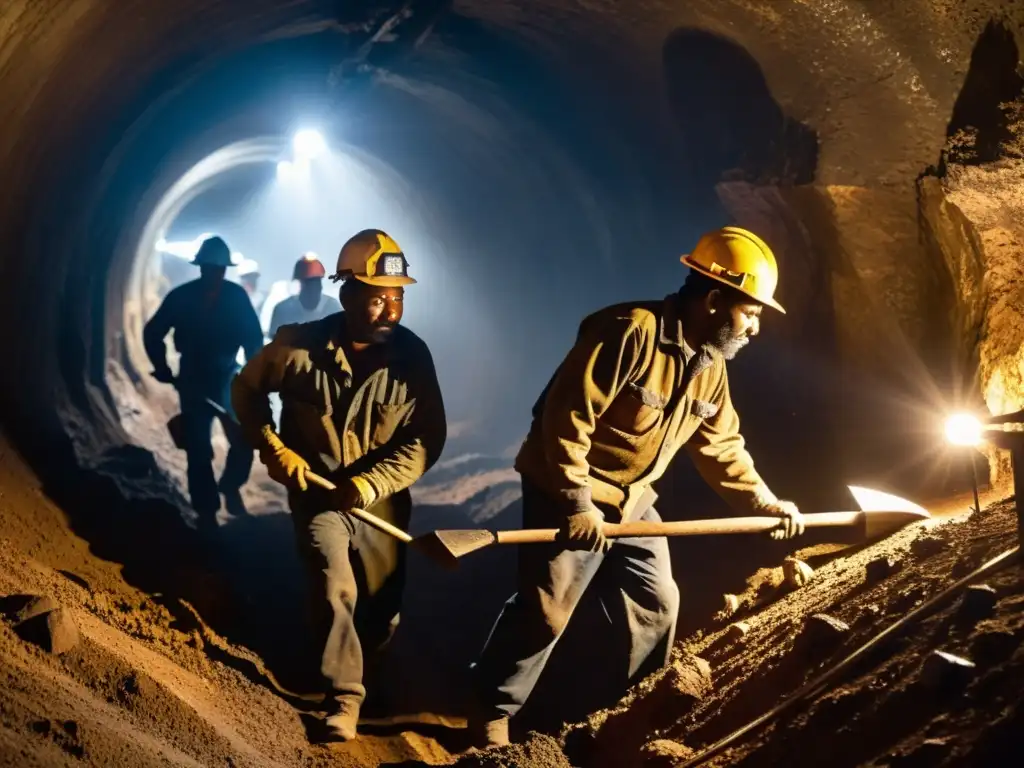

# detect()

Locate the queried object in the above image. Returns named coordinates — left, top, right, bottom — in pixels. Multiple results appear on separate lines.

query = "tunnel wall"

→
left=1, top=0, right=1024, bottom=499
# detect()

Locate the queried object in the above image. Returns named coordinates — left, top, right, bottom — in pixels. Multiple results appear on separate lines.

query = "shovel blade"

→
left=848, top=485, right=928, bottom=515
left=859, top=508, right=931, bottom=540
left=412, top=529, right=497, bottom=569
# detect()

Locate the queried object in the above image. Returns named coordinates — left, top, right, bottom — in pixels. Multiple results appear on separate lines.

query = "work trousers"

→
left=472, top=480, right=680, bottom=718
left=291, top=490, right=408, bottom=706
left=180, top=387, right=253, bottom=520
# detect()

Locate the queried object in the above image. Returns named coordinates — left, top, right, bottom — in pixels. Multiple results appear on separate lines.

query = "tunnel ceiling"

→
left=1, top=0, right=1023, bottom=478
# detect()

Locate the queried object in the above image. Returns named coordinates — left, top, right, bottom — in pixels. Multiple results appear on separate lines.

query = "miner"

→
left=144, top=235, right=264, bottom=524
left=468, top=226, right=805, bottom=746
left=267, top=252, right=342, bottom=338
left=232, top=229, right=446, bottom=742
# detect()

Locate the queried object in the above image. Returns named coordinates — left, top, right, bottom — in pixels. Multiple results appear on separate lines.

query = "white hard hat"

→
left=236, top=258, right=260, bottom=277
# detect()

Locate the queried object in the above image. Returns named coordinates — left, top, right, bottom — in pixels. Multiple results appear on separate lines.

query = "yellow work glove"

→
left=260, top=426, right=310, bottom=491
left=755, top=498, right=805, bottom=540
left=558, top=508, right=610, bottom=553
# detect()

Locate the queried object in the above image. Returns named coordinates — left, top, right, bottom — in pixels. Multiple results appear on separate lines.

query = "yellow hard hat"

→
left=681, top=226, right=785, bottom=313
left=331, top=229, right=416, bottom=287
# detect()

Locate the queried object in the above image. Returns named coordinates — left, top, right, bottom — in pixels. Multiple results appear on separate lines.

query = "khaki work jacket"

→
left=515, top=296, right=776, bottom=522
left=232, top=315, right=446, bottom=519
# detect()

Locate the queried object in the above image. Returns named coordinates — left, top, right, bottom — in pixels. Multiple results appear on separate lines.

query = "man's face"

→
left=342, top=282, right=405, bottom=344
left=200, top=265, right=227, bottom=283
left=708, top=295, right=762, bottom=360
left=298, top=277, right=323, bottom=307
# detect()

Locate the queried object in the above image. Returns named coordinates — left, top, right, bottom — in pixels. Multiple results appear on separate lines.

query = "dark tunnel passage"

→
left=4, top=0, right=1024, bottom=760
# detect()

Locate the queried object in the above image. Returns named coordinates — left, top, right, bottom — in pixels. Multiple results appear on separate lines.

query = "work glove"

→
left=259, top=426, right=310, bottom=491
left=558, top=508, right=611, bottom=553
left=759, top=499, right=805, bottom=540
left=151, top=367, right=175, bottom=385
left=334, top=478, right=377, bottom=512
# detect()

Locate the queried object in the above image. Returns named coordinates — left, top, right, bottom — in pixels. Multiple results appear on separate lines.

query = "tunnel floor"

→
left=3, top=402, right=1024, bottom=767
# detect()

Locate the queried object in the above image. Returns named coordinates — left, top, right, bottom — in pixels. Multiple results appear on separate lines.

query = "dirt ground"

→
left=3, top=401, right=1023, bottom=768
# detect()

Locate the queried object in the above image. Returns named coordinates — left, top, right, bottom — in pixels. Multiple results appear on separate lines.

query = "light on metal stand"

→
left=945, top=413, right=983, bottom=514
left=947, top=410, right=1024, bottom=551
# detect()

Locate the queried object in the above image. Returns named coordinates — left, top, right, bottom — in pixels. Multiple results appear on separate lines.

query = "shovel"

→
left=414, top=485, right=931, bottom=568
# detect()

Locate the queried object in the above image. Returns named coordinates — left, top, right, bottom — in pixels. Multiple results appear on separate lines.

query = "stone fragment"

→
left=890, top=738, right=952, bottom=767
left=895, top=585, right=928, bottom=612
left=783, top=557, right=814, bottom=589
left=920, top=650, right=975, bottom=690
left=722, top=593, right=740, bottom=617
left=860, top=604, right=883, bottom=622
left=14, top=596, right=58, bottom=623
left=865, top=556, right=901, bottom=585
left=958, top=584, right=998, bottom=621
left=13, top=598, right=79, bottom=655
left=640, top=739, right=694, bottom=766
left=797, top=613, right=850, bottom=657
left=726, top=622, right=750, bottom=642
left=971, top=629, right=1019, bottom=665
left=911, top=535, right=945, bottom=560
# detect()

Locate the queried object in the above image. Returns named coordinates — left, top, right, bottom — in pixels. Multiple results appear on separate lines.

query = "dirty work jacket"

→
left=144, top=278, right=264, bottom=397
left=231, top=314, right=447, bottom=511
left=515, top=296, right=776, bottom=523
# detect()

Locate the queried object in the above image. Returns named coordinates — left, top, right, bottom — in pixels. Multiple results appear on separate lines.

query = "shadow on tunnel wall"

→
left=662, top=28, right=818, bottom=190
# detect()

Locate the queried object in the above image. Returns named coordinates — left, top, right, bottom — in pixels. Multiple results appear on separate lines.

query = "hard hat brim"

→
left=681, top=255, right=786, bottom=314
left=353, top=274, right=418, bottom=288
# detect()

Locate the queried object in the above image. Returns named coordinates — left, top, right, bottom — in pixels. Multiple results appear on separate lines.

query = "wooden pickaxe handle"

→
left=493, top=512, right=866, bottom=544
left=304, top=470, right=413, bottom=544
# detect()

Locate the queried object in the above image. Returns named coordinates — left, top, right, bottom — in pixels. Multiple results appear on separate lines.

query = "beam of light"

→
left=848, top=485, right=928, bottom=515
left=154, top=232, right=214, bottom=260
left=945, top=413, right=983, bottom=447
left=293, top=129, right=327, bottom=160
left=276, top=160, right=295, bottom=181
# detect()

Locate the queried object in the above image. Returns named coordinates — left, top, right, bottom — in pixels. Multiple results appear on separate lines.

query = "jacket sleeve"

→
left=540, top=315, right=646, bottom=514
left=685, top=365, right=777, bottom=512
left=345, top=341, right=447, bottom=500
left=142, top=293, right=176, bottom=377
left=231, top=336, right=290, bottom=449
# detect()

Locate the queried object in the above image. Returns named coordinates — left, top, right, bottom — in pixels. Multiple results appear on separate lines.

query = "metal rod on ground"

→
left=970, top=450, right=982, bottom=515
left=678, top=545, right=1021, bottom=768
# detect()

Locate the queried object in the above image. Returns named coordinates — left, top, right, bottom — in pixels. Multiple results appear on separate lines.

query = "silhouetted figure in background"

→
left=237, top=258, right=266, bottom=317
left=233, top=229, right=446, bottom=742
left=268, top=253, right=342, bottom=338
left=144, top=236, right=264, bottom=526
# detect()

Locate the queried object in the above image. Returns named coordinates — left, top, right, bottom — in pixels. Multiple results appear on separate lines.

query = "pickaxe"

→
left=412, top=485, right=931, bottom=569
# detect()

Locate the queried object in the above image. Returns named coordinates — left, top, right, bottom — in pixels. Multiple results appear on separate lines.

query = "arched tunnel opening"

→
left=3, top=2, right=1024, bottom=766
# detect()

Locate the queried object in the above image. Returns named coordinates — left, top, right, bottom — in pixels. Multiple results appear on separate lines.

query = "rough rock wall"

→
left=719, top=179, right=958, bottom=498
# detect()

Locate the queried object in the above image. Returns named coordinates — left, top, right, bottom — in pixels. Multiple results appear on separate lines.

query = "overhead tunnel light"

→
left=293, top=129, right=327, bottom=160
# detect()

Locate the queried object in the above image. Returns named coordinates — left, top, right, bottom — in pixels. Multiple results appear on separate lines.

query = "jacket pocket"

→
left=371, top=401, right=414, bottom=447
left=604, top=382, right=666, bottom=435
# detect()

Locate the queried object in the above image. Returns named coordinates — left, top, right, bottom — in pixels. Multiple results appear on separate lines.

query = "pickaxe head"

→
left=411, top=529, right=497, bottom=570
left=847, top=485, right=931, bottom=539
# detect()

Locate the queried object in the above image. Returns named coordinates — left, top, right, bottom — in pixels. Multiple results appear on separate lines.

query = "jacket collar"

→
left=659, top=294, right=715, bottom=377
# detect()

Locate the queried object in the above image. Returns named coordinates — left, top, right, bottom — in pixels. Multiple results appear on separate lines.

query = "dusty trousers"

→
left=179, top=384, right=253, bottom=522
left=291, top=490, right=408, bottom=705
left=472, top=479, right=680, bottom=718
